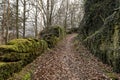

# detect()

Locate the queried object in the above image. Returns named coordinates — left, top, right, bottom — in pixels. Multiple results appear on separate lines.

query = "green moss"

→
left=0, top=38, right=49, bottom=79
left=113, top=25, right=119, bottom=57
left=0, top=62, right=6, bottom=66
left=0, top=53, right=30, bottom=62
left=0, top=38, right=43, bottom=53
left=8, top=39, right=31, bottom=45
left=0, top=61, right=23, bottom=80
left=22, top=72, right=31, bottom=80
left=55, top=26, right=65, bottom=39
left=49, top=36, right=59, bottom=47
left=45, top=36, right=59, bottom=48
left=39, top=40, right=48, bottom=52
left=0, top=45, right=17, bottom=53
left=106, top=73, right=119, bottom=80
left=0, top=26, right=64, bottom=79
left=40, top=25, right=65, bottom=48
left=8, top=39, right=37, bottom=53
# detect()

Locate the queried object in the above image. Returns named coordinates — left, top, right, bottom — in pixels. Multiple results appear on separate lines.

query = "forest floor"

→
left=9, top=34, right=120, bottom=80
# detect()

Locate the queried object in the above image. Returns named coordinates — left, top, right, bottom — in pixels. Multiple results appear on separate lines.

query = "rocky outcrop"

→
left=40, top=26, right=65, bottom=48
left=0, top=26, right=65, bottom=79
left=0, top=38, right=48, bottom=79
left=79, top=0, right=120, bottom=72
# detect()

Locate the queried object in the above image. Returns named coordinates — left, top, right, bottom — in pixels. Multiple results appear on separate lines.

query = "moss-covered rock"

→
left=0, top=61, right=23, bottom=80
left=67, top=27, right=79, bottom=34
left=79, top=0, right=120, bottom=73
left=0, top=25, right=64, bottom=79
left=0, top=45, right=17, bottom=54
left=0, top=39, right=32, bottom=54
left=0, top=53, right=29, bottom=62
left=22, top=72, right=31, bottom=80
left=8, top=39, right=36, bottom=53
left=39, top=40, right=48, bottom=52
left=40, top=25, right=65, bottom=48
left=79, top=0, right=119, bottom=39
left=106, top=73, right=119, bottom=80
left=0, top=38, right=48, bottom=54
left=0, top=38, right=48, bottom=79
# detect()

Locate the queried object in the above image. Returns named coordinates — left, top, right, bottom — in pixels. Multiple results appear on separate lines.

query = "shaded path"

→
left=32, top=34, right=118, bottom=80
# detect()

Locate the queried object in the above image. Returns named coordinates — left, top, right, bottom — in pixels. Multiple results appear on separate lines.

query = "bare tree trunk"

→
left=71, top=13, right=73, bottom=28
left=16, top=0, right=19, bottom=38
left=35, top=0, right=38, bottom=38
left=39, top=0, right=47, bottom=27
left=5, top=0, right=10, bottom=44
left=47, top=0, right=50, bottom=27
left=49, top=0, right=54, bottom=26
left=1, top=0, right=7, bottom=44
left=64, top=0, right=69, bottom=32
left=71, top=4, right=74, bottom=29
left=23, top=0, right=26, bottom=38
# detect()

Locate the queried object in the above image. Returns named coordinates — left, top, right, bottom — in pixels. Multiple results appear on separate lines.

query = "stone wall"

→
left=79, top=0, right=120, bottom=72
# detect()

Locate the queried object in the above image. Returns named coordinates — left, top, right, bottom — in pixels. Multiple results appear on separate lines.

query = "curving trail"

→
left=32, top=34, right=119, bottom=80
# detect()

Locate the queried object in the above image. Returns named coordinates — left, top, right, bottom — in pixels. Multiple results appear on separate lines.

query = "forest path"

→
left=32, top=34, right=117, bottom=80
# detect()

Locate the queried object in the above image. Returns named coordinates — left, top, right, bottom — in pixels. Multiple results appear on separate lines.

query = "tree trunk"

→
left=5, top=0, right=10, bottom=44
left=49, top=0, right=54, bottom=26
left=46, top=0, right=50, bottom=27
left=16, top=0, right=19, bottom=38
left=35, top=0, right=38, bottom=38
left=1, top=0, right=6, bottom=44
left=64, top=0, right=69, bottom=32
left=23, top=0, right=26, bottom=38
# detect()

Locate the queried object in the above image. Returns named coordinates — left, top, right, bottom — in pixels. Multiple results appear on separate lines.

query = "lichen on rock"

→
left=39, top=25, right=65, bottom=48
left=79, top=0, right=120, bottom=72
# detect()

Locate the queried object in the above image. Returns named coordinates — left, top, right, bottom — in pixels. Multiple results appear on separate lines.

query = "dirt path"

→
left=32, top=34, right=119, bottom=80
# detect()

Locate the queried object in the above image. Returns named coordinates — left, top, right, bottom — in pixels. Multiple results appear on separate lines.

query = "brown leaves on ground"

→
left=32, top=34, right=120, bottom=80
left=9, top=34, right=120, bottom=80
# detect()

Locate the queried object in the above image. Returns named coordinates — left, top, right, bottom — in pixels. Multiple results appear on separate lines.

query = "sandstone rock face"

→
left=79, top=0, right=120, bottom=72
